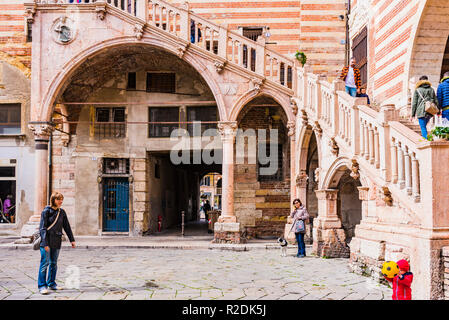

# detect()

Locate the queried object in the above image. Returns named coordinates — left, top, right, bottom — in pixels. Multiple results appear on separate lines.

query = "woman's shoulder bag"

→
left=32, top=208, right=61, bottom=250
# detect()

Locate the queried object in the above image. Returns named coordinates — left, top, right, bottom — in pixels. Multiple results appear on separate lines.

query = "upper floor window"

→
left=95, top=107, right=126, bottom=138
left=187, top=106, right=218, bottom=136
left=352, top=26, right=368, bottom=87
left=146, top=73, right=175, bottom=93
left=148, top=107, right=179, bottom=137
left=0, top=104, right=21, bottom=135
left=242, top=27, right=263, bottom=42
left=127, top=72, right=136, bottom=90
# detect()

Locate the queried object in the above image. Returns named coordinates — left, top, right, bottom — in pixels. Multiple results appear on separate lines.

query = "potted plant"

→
left=294, top=50, right=307, bottom=67
left=428, top=126, right=449, bottom=141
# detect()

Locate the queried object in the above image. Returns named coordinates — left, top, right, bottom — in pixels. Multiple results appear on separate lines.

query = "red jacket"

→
left=386, top=272, right=413, bottom=300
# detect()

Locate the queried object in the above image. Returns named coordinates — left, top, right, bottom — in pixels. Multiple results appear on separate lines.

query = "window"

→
left=0, top=104, right=21, bottom=135
left=127, top=72, right=136, bottom=90
left=242, top=27, right=263, bottom=41
left=26, top=21, right=32, bottom=42
left=148, top=107, right=179, bottom=137
left=0, top=163, right=16, bottom=224
left=103, top=158, right=129, bottom=174
left=95, top=107, right=126, bottom=138
left=258, top=144, right=283, bottom=182
left=352, top=26, right=368, bottom=87
left=146, top=73, right=175, bottom=93
left=187, top=106, right=217, bottom=136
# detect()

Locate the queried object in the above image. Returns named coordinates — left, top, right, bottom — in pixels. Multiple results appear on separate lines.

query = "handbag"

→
left=417, top=89, right=439, bottom=115
left=294, top=219, right=305, bottom=233
left=32, top=208, right=60, bottom=250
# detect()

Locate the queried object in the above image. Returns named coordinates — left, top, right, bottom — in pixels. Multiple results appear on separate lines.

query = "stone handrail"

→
left=36, top=0, right=296, bottom=90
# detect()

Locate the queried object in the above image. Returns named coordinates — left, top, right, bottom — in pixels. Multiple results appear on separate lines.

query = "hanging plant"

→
left=295, top=50, right=307, bottom=67
left=428, top=126, right=449, bottom=141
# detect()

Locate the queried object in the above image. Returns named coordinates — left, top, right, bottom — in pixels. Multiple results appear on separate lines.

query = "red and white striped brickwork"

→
left=352, top=0, right=448, bottom=107
left=0, top=0, right=30, bottom=69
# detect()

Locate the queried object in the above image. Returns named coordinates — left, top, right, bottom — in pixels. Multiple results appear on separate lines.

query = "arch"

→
left=406, top=0, right=449, bottom=88
left=321, top=157, right=368, bottom=190
left=297, top=125, right=322, bottom=173
left=37, top=36, right=227, bottom=122
left=228, top=86, right=294, bottom=123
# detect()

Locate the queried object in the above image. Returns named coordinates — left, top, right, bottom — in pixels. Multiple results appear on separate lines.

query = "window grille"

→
left=187, top=106, right=217, bottom=136
left=103, top=158, right=130, bottom=174
left=146, top=73, right=175, bottom=93
left=95, top=107, right=126, bottom=138
left=148, top=107, right=180, bottom=137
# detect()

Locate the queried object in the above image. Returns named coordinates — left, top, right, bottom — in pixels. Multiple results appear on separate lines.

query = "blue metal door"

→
left=103, top=178, right=129, bottom=232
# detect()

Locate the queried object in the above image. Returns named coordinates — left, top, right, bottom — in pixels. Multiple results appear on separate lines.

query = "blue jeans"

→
left=442, top=109, right=449, bottom=121
left=345, top=86, right=357, bottom=97
left=418, top=117, right=431, bottom=139
left=38, top=247, right=60, bottom=289
left=295, top=232, right=306, bottom=256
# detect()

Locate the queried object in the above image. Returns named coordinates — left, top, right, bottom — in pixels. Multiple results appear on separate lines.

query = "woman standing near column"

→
left=37, top=192, right=76, bottom=295
left=290, top=199, right=309, bottom=258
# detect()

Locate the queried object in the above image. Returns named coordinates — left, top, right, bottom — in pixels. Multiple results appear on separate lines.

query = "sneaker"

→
left=298, top=255, right=305, bottom=258
left=49, top=286, right=62, bottom=291
left=39, top=288, right=49, bottom=295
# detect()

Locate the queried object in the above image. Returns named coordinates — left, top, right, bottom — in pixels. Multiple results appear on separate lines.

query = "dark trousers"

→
left=295, top=232, right=306, bottom=256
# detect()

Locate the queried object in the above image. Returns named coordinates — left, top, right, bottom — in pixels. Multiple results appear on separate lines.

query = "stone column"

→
left=368, top=127, right=375, bottom=164
left=391, top=141, right=398, bottom=183
left=287, top=121, right=296, bottom=202
left=411, top=153, right=420, bottom=202
left=214, top=121, right=241, bottom=243
left=364, top=124, right=369, bottom=160
left=404, top=147, right=412, bottom=195
left=312, top=189, right=349, bottom=258
left=397, top=144, right=405, bottom=189
left=357, top=186, right=370, bottom=220
left=17, top=122, right=54, bottom=243
left=374, top=129, right=380, bottom=169
left=132, top=158, right=148, bottom=236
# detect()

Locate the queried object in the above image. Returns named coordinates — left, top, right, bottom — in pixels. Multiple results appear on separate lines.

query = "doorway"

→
left=102, top=178, right=129, bottom=232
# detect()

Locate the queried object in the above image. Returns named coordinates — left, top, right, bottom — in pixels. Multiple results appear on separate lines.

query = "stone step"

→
left=399, top=120, right=422, bottom=135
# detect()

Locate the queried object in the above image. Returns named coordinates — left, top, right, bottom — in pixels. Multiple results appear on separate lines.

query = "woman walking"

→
left=290, top=198, right=309, bottom=258
left=37, top=192, right=76, bottom=295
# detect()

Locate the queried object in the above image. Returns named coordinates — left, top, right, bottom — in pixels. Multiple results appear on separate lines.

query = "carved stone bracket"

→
left=177, top=43, right=189, bottom=58
left=349, top=159, right=360, bottom=180
left=250, top=78, right=264, bottom=93
left=217, top=121, right=238, bottom=141
left=287, top=121, right=296, bottom=137
left=329, top=137, right=339, bottom=156
left=25, top=4, right=37, bottom=24
left=296, top=170, right=309, bottom=188
left=313, top=121, right=322, bottom=137
left=214, top=61, right=226, bottom=74
left=95, top=3, right=107, bottom=20
left=290, top=98, right=298, bottom=116
left=134, top=23, right=144, bottom=40
left=382, top=186, right=393, bottom=206
left=357, top=186, right=369, bottom=201
left=300, top=109, right=308, bottom=126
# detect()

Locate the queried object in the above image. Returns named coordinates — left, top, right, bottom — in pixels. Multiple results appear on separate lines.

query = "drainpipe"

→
left=48, top=131, right=52, bottom=204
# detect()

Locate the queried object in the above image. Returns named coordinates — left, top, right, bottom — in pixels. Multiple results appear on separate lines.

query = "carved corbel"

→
left=314, top=167, right=321, bottom=185
left=95, top=3, right=107, bottom=20
left=134, top=23, right=144, bottom=40
left=25, top=4, right=37, bottom=24
left=313, top=121, right=322, bottom=137
left=329, top=137, right=339, bottom=156
left=290, top=98, right=298, bottom=116
left=251, top=78, right=264, bottom=93
left=382, top=186, right=393, bottom=206
left=214, top=61, right=226, bottom=74
left=300, top=109, right=308, bottom=126
left=177, top=43, right=189, bottom=58
left=296, top=170, right=309, bottom=188
left=349, top=159, right=360, bottom=180
left=287, top=121, right=296, bottom=137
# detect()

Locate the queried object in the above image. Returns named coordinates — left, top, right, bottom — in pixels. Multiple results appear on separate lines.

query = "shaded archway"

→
left=234, top=95, right=290, bottom=238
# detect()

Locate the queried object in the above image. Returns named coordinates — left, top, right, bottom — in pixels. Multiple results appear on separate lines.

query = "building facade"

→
left=1, top=0, right=449, bottom=300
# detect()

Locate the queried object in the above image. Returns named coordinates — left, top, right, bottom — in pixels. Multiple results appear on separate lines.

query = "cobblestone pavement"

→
left=0, top=247, right=392, bottom=300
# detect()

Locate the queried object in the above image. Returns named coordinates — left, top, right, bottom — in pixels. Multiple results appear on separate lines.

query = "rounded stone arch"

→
left=228, top=87, right=295, bottom=123
left=406, top=0, right=449, bottom=88
left=297, top=125, right=323, bottom=173
left=321, top=156, right=368, bottom=190
left=37, top=36, right=228, bottom=122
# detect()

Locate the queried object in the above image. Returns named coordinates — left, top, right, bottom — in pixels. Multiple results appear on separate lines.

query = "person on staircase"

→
left=437, top=71, right=449, bottom=122
left=411, top=75, right=438, bottom=139
left=339, top=57, right=362, bottom=97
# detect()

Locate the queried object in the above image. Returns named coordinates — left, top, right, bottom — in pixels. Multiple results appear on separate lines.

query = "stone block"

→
left=214, top=222, right=240, bottom=232
left=133, top=171, right=146, bottom=182
left=132, top=159, right=147, bottom=171
left=133, top=191, right=147, bottom=202
left=255, top=202, right=290, bottom=209
left=442, top=246, right=449, bottom=257
left=360, top=239, right=385, bottom=260
left=134, top=181, right=147, bottom=192
left=133, top=201, right=147, bottom=212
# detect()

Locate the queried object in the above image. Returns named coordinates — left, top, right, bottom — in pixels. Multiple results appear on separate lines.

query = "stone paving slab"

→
left=0, top=247, right=392, bottom=300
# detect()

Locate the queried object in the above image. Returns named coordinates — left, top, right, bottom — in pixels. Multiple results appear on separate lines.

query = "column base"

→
left=15, top=221, right=40, bottom=244
left=312, top=227, right=349, bottom=258
left=213, top=222, right=246, bottom=244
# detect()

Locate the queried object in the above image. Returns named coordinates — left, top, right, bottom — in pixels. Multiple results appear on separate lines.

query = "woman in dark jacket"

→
left=290, top=198, right=309, bottom=258
left=37, top=192, right=76, bottom=295
left=411, top=75, right=438, bottom=139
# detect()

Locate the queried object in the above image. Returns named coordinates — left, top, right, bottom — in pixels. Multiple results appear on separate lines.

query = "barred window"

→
left=146, top=73, right=175, bottom=93
left=187, top=106, right=217, bottom=136
left=148, top=107, right=179, bottom=137
left=95, top=107, right=126, bottom=138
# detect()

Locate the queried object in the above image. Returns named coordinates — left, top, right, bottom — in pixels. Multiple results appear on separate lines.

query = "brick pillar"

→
left=214, top=121, right=243, bottom=243
left=16, top=122, right=54, bottom=243
left=312, top=189, right=349, bottom=258
left=132, top=158, right=148, bottom=236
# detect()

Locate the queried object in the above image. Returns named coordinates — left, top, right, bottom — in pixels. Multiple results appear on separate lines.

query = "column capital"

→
left=357, top=186, right=370, bottom=201
left=28, top=122, right=55, bottom=141
left=218, top=121, right=238, bottom=141
left=315, top=189, right=338, bottom=200
left=296, top=170, right=308, bottom=187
